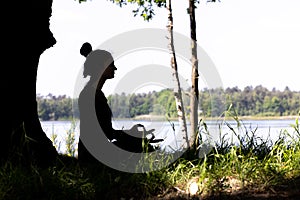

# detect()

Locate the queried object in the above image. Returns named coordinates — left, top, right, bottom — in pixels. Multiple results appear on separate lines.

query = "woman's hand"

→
left=125, top=124, right=155, bottom=140
left=123, top=124, right=163, bottom=144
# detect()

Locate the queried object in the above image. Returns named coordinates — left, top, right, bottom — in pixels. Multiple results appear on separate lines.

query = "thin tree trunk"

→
left=188, top=0, right=199, bottom=148
left=167, top=0, right=189, bottom=149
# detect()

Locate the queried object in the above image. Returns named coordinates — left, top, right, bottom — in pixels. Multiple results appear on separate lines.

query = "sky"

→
left=37, top=0, right=300, bottom=98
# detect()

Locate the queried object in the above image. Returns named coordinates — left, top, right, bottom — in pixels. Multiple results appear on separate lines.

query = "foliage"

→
left=221, top=85, right=300, bottom=117
left=37, top=85, right=300, bottom=121
left=108, top=85, right=300, bottom=118
left=107, top=89, right=180, bottom=119
left=76, top=0, right=166, bottom=21
left=65, top=120, right=78, bottom=157
left=75, top=0, right=219, bottom=21
left=1, top=114, right=300, bottom=199
left=37, top=93, right=73, bottom=121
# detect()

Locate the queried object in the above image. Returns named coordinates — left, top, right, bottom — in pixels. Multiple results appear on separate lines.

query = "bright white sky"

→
left=37, top=0, right=300, bottom=98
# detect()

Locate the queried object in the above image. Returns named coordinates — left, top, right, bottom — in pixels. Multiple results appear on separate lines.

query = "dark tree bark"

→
left=1, top=0, right=58, bottom=167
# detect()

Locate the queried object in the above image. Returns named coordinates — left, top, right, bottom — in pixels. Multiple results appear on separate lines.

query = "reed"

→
left=1, top=111, right=299, bottom=199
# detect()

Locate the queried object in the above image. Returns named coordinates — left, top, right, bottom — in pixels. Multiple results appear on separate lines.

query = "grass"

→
left=1, top=109, right=300, bottom=200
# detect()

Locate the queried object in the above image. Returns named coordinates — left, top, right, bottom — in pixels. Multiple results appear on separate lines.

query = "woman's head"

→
left=83, top=49, right=117, bottom=79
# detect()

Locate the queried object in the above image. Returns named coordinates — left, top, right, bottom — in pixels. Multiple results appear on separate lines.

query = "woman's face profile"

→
left=102, top=61, right=117, bottom=80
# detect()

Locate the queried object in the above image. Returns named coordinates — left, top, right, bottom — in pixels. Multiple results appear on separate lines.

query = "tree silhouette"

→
left=1, top=0, right=58, bottom=167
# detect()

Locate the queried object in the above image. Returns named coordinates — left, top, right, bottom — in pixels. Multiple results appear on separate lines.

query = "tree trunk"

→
left=1, top=0, right=58, bottom=167
left=188, top=0, right=199, bottom=148
left=166, top=0, right=189, bottom=149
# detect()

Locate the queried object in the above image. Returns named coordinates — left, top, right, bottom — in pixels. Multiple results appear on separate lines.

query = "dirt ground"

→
left=150, top=177, right=300, bottom=200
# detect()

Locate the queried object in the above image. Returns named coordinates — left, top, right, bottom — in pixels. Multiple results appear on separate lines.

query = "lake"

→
left=41, top=118, right=298, bottom=155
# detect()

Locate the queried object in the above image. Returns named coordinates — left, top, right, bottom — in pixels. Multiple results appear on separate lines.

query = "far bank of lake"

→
left=132, top=114, right=299, bottom=121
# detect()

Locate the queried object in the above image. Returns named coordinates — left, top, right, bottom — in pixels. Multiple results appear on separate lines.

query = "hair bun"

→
left=80, top=42, right=92, bottom=57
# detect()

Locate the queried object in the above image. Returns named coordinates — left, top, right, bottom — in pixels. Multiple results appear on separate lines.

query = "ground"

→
left=151, top=178, right=300, bottom=200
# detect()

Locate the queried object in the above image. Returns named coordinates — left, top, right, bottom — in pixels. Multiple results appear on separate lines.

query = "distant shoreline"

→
left=117, top=114, right=299, bottom=122
left=201, top=115, right=298, bottom=121
left=40, top=115, right=298, bottom=122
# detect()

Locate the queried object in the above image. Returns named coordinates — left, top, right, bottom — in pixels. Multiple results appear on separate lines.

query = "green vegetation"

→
left=37, top=94, right=73, bottom=121
left=1, top=110, right=300, bottom=199
left=107, top=89, right=181, bottom=119
left=78, top=0, right=167, bottom=21
left=37, top=85, right=300, bottom=121
left=220, top=85, right=300, bottom=117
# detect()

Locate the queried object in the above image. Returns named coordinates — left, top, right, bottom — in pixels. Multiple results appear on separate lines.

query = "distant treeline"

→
left=37, top=85, right=300, bottom=121
left=202, top=85, right=300, bottom=117
left=107, top=89, right=182, bottom=119
left=37, top=94, right=73, bottom=121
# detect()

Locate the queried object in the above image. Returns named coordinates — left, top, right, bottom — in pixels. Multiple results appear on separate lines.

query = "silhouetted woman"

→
left=77, top=43, right=159, bottom=164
